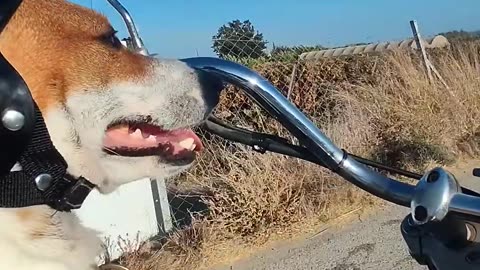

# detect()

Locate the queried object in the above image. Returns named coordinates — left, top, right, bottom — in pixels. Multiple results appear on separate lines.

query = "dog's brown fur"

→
left=0, top=0, right=151, bottom=111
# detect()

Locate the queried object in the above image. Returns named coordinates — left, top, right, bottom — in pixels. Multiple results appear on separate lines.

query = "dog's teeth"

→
left=190, top=143, right=197, bottom=151
left=178, top=138, right=195, bottom=150
left=146, top=135, right=156, bottom=142
left=132, top=129, right=143, bottom=138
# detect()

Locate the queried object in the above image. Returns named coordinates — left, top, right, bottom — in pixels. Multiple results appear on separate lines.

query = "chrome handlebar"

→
left=106, top=0, right=480, bottom=226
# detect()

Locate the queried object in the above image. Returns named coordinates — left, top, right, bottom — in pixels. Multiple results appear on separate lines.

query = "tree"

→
left=212, top=19, right=268, bottom=59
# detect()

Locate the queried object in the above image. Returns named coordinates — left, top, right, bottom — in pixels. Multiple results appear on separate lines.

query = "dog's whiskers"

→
left=50, top=210, right=58, bottom=218
left=103, top=147, right=121, bottom=156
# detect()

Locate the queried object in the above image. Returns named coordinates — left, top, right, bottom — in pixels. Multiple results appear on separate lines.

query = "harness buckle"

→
left=54, top=176, right=96, bottom=211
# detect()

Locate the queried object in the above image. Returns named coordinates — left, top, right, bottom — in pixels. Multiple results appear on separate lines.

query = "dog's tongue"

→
left=103, top=125, right=203, bottom=155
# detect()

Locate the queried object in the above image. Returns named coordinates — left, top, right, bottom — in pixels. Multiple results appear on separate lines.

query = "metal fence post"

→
left=410, top=20, right=449, bottom=89
left=150, top=178, right=173, bottom=233
left=410, top=20, right=433, bottom=84
left=287, top=63, right=298, bottom=100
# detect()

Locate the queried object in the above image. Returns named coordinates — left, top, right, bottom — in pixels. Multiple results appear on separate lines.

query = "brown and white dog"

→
left=0, top=0, right=221, bottom=269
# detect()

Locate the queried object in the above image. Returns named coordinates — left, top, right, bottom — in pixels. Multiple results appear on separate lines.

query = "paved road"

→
left=212, top=161, right=480, bottom=270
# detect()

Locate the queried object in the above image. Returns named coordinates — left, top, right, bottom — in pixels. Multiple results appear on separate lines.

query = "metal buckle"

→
left=55, top=176, right=95, bottom=211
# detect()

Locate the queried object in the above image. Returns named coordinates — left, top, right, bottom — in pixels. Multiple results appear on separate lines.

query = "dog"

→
left=0, top=0, right=221, bottom=269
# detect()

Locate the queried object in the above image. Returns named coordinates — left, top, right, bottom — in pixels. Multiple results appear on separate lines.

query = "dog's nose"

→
left=194, top=69, right=224, bottom=112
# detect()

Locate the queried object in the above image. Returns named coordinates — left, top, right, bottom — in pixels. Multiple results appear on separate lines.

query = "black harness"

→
left=0, top=0, right=95, bottom=212
left=1, top=103, right=96, bottom=211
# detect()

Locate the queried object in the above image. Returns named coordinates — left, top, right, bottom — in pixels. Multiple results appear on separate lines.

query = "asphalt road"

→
left=212, top=161, right=480, bottom=270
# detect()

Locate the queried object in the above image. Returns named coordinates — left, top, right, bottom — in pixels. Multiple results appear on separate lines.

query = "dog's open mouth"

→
left=102, top=119, right=203, bottom=163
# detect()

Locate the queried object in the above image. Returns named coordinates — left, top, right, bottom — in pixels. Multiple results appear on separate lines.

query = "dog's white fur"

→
left=0, top=0, right=219, bottom=269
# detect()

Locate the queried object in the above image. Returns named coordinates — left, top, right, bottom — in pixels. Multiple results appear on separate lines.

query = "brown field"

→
left=112, top=41, right=480, bottom=270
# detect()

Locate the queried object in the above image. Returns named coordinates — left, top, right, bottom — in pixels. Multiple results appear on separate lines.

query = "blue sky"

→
left=71, top=0, right=480, bottom=58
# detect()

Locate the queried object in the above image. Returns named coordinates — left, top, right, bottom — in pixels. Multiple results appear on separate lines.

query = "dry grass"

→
left=114, top=42, right=480, bottom=270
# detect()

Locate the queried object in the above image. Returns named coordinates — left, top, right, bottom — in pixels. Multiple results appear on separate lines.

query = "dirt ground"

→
left=210, top=160, right=480, bottom=270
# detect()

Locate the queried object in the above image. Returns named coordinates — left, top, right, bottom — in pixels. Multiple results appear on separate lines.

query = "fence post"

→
left=150, top=178, right=174, bottom=233
left=410, top=20, right=433, bottom=83
left=409, top=20, right=449, bottom=89
left=287, top=63, right=298, bottom=100
left=426, top=58, right=450, bottom=89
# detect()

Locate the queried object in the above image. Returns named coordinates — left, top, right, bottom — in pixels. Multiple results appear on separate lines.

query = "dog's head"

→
left=0, top=0, right=222, bottom=193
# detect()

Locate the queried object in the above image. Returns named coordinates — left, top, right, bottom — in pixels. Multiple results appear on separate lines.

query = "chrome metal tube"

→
left=450, top=193, right=480, bottom=217
left=336, top=156, right=414, bottom=206
left=106, top=0, right=149, bottom=56
left=181, top=57, right=415, bottom=206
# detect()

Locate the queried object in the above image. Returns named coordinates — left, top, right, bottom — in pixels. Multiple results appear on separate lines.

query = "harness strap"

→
left=0, top=102, right=96, bottom=211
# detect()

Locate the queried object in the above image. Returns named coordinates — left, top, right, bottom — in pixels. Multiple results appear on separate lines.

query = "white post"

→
left=410, top=20, right=449, bottom=89
left=287, top=63, right=298, bottom=100
left=426, top=58, right=450, bottom=89
left=75, top=177, right=173, bottom=263
left=410, top=20, right=433, bottom=83
left=150, top=178, right=173, bottom=233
